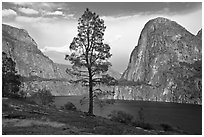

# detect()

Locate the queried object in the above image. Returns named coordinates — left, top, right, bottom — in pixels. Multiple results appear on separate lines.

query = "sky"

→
left=2, top=2, right=202, bottom=73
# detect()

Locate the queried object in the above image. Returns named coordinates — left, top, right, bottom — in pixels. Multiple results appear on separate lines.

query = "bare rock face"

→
left=120, top=17, right=202, bottom=104
left=2, top=24, right=80, bottom=96
left=3, top=24, right=61, bottom=79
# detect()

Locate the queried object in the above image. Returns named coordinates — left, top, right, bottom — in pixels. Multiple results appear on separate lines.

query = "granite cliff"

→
left=120, top=17, right=202, bottom=104
left=2, top=24, right=68, bottom=80
left=2, top=24, right=120, bottom=96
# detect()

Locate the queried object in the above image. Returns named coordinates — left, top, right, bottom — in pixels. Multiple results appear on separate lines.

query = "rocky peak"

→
left=122, top=17, right=201, bottom=82
left=142, top=17, right=188, bottom=35
left=120, top=17, right=202, bottom=104
left=2, top=24, right=37, bottom=46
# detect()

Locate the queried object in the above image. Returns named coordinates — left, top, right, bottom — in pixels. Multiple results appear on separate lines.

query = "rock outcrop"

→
left=120, top=17, right=202, bottom=104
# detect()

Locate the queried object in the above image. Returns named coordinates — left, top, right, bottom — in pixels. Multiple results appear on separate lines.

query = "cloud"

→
left=40, top=45, right=70, bottom=53
left=12, top=2, right=32, bottom=6
left=101, top=15, right=138, bottom=22
left=66, top=14, right=74, bottom=17
left=15, top=15, right=56, bottom=23
left=12, top=2, right=67, bottom=12
left=2, top=9, right=17, bottom=16
left=105, top=34, right=122, bottom=44
left=46, top=10, right=64, bottom=16
left=63, top=14, right=76, bottom=20
left=18, top=7, right=39, bottom=15
left=139, top=7, right=173, bottom=16
left=13, top=2, right=54, bottom=8
left=39, top=10, right=75, bottom=19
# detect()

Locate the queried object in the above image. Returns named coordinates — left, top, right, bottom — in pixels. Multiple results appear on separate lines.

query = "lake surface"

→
left=54, top=95, right=202, bottom=134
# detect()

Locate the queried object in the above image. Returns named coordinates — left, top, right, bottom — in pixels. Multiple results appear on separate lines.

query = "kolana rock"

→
left=122, top=17, right=201, bottom=81
left=2, top=24, right=120, bottom=96
left=120, top=17, right=202, bottom=104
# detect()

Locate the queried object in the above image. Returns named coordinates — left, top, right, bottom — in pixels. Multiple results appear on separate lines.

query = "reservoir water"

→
left=54, top=95, right=202, bottom=134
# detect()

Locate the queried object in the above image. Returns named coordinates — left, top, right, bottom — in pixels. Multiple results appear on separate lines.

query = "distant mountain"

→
left=44, top=52, right=122, bottom=80
left=2, top=24, right=121, bottom=96
left=118, top=17, right=202, bottom=104
left=43, top=51, right=69, bottom=65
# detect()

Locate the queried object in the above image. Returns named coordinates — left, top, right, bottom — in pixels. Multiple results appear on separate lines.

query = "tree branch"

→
left=66, top=68, right=89, bottom=78
left=69, top=78, right=89, bottom=85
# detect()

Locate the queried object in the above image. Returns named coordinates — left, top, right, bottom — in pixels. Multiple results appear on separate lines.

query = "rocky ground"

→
left=2, top=97, right=186, bottom=135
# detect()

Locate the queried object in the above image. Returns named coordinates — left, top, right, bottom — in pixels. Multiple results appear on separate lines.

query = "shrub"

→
left=132, top=121, right=154, bottom=130
left=131, top=107, right=156, bottom=130
left=28, top=88, right=54, bottom=106
left=105, top=99, right=115, bottom=104
left=61, top=102, right=77, bottom=111
left=138, top=107, right=145, bottom=123
left=108, top=110, right=133, bottom=124
left=2, top=103, right=12, bottom=112
left=160, top=123, right=174, bottom=131
left=2, top=52, right=22, bottom=98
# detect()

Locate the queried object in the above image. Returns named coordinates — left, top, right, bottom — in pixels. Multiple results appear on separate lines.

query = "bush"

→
left=28, top=88, right=54, bottom=106
left=132, top=121, right=154, bottom=130
left=95, top=99, right=116, bottom=110
left=108, top=110, right=133, bottom=124
left=61, top=102, right=77, bottom=111
left=2, top=52, right=22, bottom=98
left=160, top=123, right=174, bottom=131
left=105, top=99, right=115, bottom=105
left=138, top=107, right=145, bottom=123
left=2, top=103, right=13, bottom=112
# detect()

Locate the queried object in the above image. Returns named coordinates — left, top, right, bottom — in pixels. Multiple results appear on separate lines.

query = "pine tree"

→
left=66, top=8, right=112, bottom=115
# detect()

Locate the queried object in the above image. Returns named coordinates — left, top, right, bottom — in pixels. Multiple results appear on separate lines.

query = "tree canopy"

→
left=2, top=52, right=21, bottom=97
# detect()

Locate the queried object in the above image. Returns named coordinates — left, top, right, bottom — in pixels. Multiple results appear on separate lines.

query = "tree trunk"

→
left=88, top=82, right=93, bottom=115
left=88, top=68, right=94, bottom=115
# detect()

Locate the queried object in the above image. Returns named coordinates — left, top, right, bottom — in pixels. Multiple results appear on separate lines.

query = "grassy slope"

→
left=2, top=98, right=184, bottom=135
